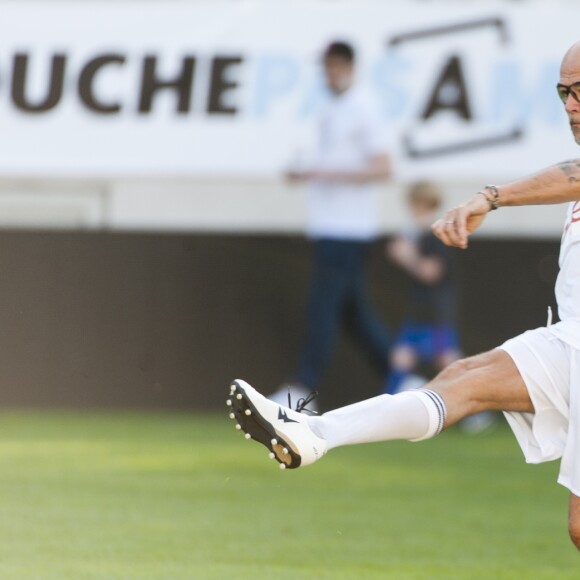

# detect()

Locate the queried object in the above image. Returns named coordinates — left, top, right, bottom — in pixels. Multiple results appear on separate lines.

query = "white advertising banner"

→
left=0, top=0, right=578, bottom=179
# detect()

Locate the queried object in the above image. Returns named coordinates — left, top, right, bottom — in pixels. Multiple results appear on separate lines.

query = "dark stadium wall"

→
left=0, top=231, right=560, bottom=411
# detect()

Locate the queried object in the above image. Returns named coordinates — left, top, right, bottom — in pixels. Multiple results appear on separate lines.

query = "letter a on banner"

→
left=422, top=55, right=472, bottom=120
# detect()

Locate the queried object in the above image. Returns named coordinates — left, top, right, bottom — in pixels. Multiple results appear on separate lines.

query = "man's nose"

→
left=565, top=93, right=580, bottom=113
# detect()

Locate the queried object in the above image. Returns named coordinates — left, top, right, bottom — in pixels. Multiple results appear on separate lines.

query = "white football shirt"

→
left=550, top=201, right=580, bottom=347
left=501, top=201, right=580, bottom=496
left=306, top=85, right=388, bottom=241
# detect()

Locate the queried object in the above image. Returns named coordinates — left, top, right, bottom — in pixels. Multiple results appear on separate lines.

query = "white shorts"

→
left=500, top=325, right=580, bottom=495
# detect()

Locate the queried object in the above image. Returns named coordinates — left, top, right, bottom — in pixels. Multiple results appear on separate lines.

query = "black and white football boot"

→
left=227, top=379, right=328, bottom=469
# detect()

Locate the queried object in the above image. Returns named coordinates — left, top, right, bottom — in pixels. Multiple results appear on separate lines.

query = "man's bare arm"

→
left=286, top=153, right=392, bottom=185
left=500, top=159, right=580, bottom=206
left=432, top=159, right=580, bottom=249
left=317, top=153, right=392, bottom=184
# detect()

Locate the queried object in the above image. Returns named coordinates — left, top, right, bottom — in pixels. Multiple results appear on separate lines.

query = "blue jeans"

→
left=295, top=239, right=390, bottom=390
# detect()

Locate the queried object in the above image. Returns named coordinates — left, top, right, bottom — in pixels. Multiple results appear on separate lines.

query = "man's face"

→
left=323, top=56, right=353, bottom=94
left=560, top=48, right=580, bottom=145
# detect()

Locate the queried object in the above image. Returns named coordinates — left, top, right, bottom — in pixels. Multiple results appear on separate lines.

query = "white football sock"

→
left=307, top=390, right=447, bottom=450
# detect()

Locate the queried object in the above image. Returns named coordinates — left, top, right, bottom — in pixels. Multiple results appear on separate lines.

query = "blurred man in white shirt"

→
left=274, top=41, right=392, bottom=406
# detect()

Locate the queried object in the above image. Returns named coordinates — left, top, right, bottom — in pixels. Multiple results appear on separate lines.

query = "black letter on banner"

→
left=421, top=55, right=472, bottom=120
left=79, top=54, right=126, bottom=114
left=208, top=56, right=242, bottom=115
left=12, top=53, right=66, bottom=112
left=138, top=56, right=195, bottom=113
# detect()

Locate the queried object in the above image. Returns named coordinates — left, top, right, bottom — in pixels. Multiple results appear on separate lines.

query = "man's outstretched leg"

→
left=227, top=349, right=533, bottom=469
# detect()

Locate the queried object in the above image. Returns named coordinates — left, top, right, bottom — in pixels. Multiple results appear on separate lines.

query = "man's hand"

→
left=431, top=193, right=490, bottom=249
left=285, top=169, right=315, bottom=183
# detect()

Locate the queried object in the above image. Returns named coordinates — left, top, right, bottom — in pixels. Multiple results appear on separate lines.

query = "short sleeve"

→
left=356, top=90, right=390, bottom=157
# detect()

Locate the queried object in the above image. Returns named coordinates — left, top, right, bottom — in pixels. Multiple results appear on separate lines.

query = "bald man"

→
left=227, top=42, right=580, bottom=549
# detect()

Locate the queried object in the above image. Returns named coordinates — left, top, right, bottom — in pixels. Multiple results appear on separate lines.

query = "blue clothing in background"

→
left=385, top=230, right=460, bottom=394
left=295, top=239, right=390, bottom=390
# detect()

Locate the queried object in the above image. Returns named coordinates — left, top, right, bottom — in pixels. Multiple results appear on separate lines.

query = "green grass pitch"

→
left=0, top=411, right=577, bottom=579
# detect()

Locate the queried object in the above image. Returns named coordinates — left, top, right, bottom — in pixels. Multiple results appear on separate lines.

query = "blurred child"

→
left=385, top=181, right=460, bottom=393
left=385, top=181, right=494, bottom=433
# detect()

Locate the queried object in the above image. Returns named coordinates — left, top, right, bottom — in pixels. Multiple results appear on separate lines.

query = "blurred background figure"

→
left=270, top=40, right=392, bottom=409
left=385, top=181, right=495, bottom=433
left=384, top=181, right=460, bottom=395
